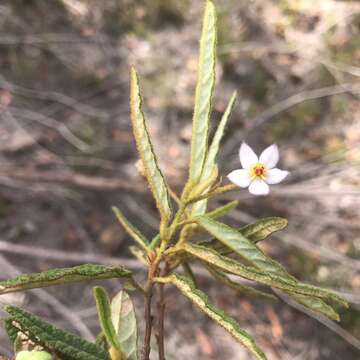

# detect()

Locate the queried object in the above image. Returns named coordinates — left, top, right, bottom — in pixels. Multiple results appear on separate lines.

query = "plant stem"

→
left=141, top=284, right=153, bottom=360
left=156, top=281, right=166, bottom=360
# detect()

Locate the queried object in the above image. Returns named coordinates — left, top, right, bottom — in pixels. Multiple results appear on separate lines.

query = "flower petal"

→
left=227, top=169, right=251, bottom=188
left=239, top=142, right=258, bottom=169
left=259, top=144, right=279, bottom=169
left=248, top=180, right=269, bottom=196
left=266, top=168, right=289, bottom=184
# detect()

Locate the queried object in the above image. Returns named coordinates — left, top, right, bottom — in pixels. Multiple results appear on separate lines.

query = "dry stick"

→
left=0, top=240, right=141, bottom=268
left=0, top=168, right=144, bottom=192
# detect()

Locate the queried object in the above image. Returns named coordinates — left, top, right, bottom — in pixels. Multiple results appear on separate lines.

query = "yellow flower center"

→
left=250, top=163, right=266, bottom=180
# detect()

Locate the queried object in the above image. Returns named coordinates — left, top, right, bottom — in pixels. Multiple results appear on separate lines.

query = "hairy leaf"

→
left=130, top=67, right=172, bottom=223
left=289, top=293, right=340, bottom=321
left=206, top=266, right=277, bottom=301
left=16, top=351, right=52, bottom=360
left=149, top=233, right=161, bottom=250
left=188, top=166, right=219, bottom=201
left=4, top=317, right=18, bottom=344
left=181, top=262, right=198, bottom=287
left=129, top=246, right=147, bottom=266
left=112, top=206, right=149, bottom=252
left=192, top=92, right=237, bottom=215
left=0, top=264, right=131, bottom=295
left=240, top=217, right=288, bottom=244
left=194, top=216, right=296, bottom=281
left=111, top=291, right=138, bottom=360
left=5, top=306, right=109, bottom=360
left=189, top=0, right=217, bottom=184
left=93, top=287, right=121, bottom=352
left=206, top=200, right=239, bottom=220
left=201, top=217, right=287, bottom=254
left=156, top=274, right=266, bottom=360
left=182, top=243, right=347, bottom=306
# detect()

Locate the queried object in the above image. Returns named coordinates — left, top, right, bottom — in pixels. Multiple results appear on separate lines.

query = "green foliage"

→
left=182, top=243, right=347, bottom=307
left=130, top=67, right=172, bottom=227
left=0, top=264, right=131, bottom=295
left=15, top=351, right=52, bottom=360
left=240, top=217, right=288, bottom=244
left=206, top=266, right=277, bottom=301
left=155, top=274, right=267, bottom=360
left=4, top=317, right=19, bottom=344
left=188, top=0, right=217, bottom=184
left=0, top=2, right=350, bottom=360
left=94, top=287, right=121, bottom=355
left=192, top=92, right=237, bottom=215
left=4, top=306, right=109, bottom=360
left=206, top=200, right=239, bottom=219
left=194, top=215, right=295, bottom=280
left=111, top=290, right=138, bottom=360
left=112, top=206, right=150, bottom=252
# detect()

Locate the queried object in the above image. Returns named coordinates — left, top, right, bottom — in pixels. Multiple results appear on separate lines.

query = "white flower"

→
left=227, top=142, right=289, bottom=196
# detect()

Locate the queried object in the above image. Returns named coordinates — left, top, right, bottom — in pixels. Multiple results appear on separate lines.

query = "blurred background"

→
left=0, top=0, right=360, bottom=359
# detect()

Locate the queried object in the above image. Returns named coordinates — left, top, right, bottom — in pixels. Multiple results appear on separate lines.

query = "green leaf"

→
left=182, top=243, right=347, bottom=306
left=188, top=166, right=219, bottom=201
left=192, top=92, right=237, bottom=215
left=129, top=246, right=148, bottom=266
left=181, top=262, right=198, bottom=287
left=206, top=266, right=277, bottom=301
left=16, top=351, right=53, bottom=360
left=189, top=0, right=217, bottom=184
left=112, top=206, right=150, bottom=252
left=130, top=67, right=172, bottom=223
left=289, top=293, right=340, bottom=322
left=4, top=317, right=18, bottom=344
left=5, top=306, right=109, bottom=360
left=93, top=287, right=121, bottom=352
left=240, top=217, right=288, bottom=244
left=0, top=264, right=131, bottom=295
left=206, top=200, right=239, bottom=220
left=194, top=216, right=344, bottom=319
left=194, top=216, right=296, bottom=281
left=149, top=233, right=161, bottom=250
left=155, top=274, right=266, bottom=360
left=111, top=290, right=138, bottom=360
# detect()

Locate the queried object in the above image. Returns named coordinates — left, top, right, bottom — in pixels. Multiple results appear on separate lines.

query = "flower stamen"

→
left=250, top=163, right=266, bottom=180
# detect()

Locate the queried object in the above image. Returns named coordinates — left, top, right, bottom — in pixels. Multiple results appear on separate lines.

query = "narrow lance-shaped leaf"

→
left=206, top=200, right=239, bottom=220
left=192, top=92, right=237, bottom=215
left=129, top=246, right=148, bottom=266
left=0, top=264, right=131, bottom=295
left=194, top=215, right=296, bottom=281
left=206, top=265, right=277, bottom=301
left=195, top=217, right=343, bottom=320
left=111, top=290, right=138, bottom=360
left=241, top=217, right=288, bottom=244
left=130, top=67, right=172, bottom=223
left=289, top=293, right=340, bottom=322
left=5, top=306, right=109, bottom=360
left=112, top=206, right=150, bottom=252
left=189, top=0, right=217, bottom=184
left=149, top=233, right=161, bottom=250
left=155, top=274, right=267, bottom=360
left=200, top=217, right=288, bottom=254
left=93, top=287, right=122, bottom=358
left=183, top=243, right=347, bottom=306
